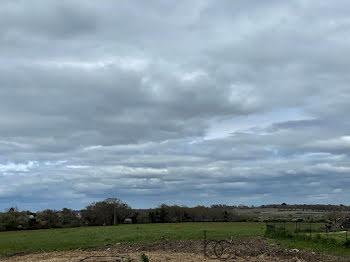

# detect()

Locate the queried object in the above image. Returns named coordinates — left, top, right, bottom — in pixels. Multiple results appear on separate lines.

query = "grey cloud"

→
left=0, top=0, right=97, bottom=39
left=1, top=0, right=350, bottom=210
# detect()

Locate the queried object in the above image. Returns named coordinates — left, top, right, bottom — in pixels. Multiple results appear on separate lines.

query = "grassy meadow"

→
left=1, top=222, right=350, bottom=259
left=0, top=222, right=265, bottom=256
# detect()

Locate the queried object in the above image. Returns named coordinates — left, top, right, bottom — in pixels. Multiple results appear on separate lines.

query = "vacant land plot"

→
left=1, top=222, right=350, bottom=261
left=1, top=238, right=348, bottom=262
left=0, top=222, right=264, bottom=256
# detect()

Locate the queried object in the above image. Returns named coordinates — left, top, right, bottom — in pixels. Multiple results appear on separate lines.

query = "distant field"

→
left=0, top=222, right=265, bottom=256
left=236, top=207, right=332, bottom=221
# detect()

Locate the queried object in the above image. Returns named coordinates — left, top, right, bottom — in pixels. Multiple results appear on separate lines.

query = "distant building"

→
left=124, top=218, right=132, bottom=224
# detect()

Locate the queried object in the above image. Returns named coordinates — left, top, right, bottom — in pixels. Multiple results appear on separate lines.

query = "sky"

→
left=1, top=0, right=350, bottom=211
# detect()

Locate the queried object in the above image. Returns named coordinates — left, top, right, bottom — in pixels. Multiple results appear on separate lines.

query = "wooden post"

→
left=309, top=222, right=312, bottom=238
left=346, top=229, right=348, bottom=241
left=203, top=230, right=207, bottom=258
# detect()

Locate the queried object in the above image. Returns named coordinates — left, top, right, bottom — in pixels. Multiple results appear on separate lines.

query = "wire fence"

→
left=265, top=221, right=349, bottom=241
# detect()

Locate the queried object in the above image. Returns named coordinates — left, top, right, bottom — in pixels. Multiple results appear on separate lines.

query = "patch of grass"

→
left=266, top=228, right=350, bottom=258
left=0, top=222, right=265, bottom=256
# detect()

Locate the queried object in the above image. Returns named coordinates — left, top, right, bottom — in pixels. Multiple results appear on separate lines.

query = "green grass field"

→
left=1, top=222, right=350, bottom=259
left=0, top=222, right=265, bottom=256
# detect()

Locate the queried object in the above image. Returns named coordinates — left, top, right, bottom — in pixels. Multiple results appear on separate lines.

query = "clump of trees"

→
left=0, top=207, right=83, bottom=231
left=81, top=198, right=132, bottom=226
left=0, top=207, right=35, bottom=231
left=0, top=198, right=132, bottom=231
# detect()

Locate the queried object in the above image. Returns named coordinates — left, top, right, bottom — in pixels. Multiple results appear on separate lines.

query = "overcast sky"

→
left=1, top=0, right=350, bottom=211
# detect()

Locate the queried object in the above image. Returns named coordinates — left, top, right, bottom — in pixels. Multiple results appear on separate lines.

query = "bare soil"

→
left=1, top=237, right=349, bottom=262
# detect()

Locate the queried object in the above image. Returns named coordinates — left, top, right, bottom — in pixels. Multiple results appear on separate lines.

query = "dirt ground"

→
left=1, top=237, right=349, bottom=262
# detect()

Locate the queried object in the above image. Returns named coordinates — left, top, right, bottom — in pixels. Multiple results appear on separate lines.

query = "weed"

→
left=140, top=253, right=150, bottom=262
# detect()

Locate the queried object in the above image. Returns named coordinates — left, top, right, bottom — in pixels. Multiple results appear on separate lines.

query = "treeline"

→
left=140, top=204, right=248, bottom=223
left=2, top=200, right=350, bottom=232
left=0, top=198, right=251, bottom=232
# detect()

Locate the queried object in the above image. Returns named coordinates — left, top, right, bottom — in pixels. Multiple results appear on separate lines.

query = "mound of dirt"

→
left=0, top=237, right=348, bottom=262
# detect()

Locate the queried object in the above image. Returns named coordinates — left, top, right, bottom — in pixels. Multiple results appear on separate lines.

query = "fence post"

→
left=309, top=222, right=312, bottom=238
left=326, top=226, right=328, bottom=239
left=203, top=230, right=207, bottom=258
left=346, top=229, right=348, bottom=241
left=283, top=221, right=286, bottom=230
left=295, top=221, right=298, bottom=232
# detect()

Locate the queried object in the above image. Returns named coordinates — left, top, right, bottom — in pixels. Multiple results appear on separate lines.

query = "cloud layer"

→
left=1, top=0, right=350, bottom=210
